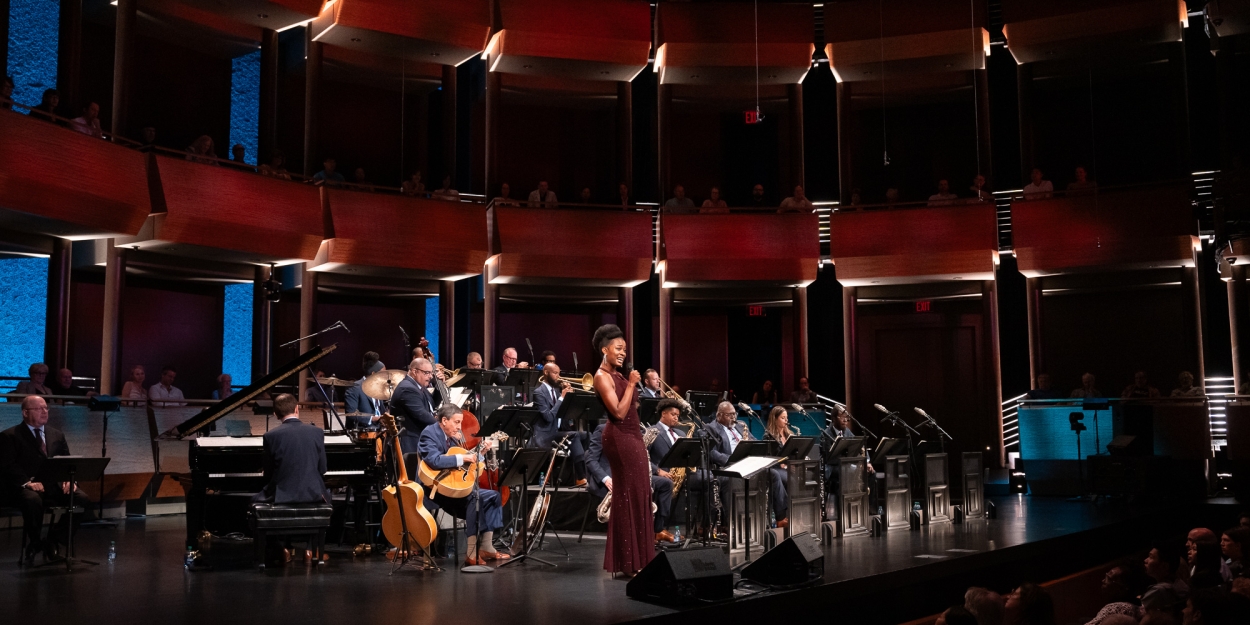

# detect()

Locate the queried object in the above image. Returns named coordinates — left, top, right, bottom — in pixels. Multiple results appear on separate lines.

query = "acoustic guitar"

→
left=379, top=413, right=438, bottom=551
left=417, top=430, right=509, bottom=498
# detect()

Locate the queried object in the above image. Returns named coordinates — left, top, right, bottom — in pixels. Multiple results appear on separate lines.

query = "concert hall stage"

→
left=1, top=496, right=1230, bottom=625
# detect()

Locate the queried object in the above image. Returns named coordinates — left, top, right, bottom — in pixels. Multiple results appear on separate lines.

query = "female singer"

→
left=590, top=324, right=652, bottom=577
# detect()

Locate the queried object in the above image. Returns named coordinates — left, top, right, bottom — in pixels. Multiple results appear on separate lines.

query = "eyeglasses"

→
left=416, top=369, right=433, bottom=375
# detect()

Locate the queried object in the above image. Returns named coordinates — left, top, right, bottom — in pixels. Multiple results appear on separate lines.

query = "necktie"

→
left=730, top=427, right=739, bottom=442
left=670, top=429, right=677, bottom=443
left=36, top=428, right=46, bottom=455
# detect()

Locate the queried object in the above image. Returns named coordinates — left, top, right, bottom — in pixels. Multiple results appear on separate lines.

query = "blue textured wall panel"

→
left=425, top=296, right=439, bottom=362
left=0, top=258, right=48, bottom=378
left=7, top=0, right=59, bottom=107
left=222, top=283, right=253, bottom=385
left=230, top=50, right=261, bottom=165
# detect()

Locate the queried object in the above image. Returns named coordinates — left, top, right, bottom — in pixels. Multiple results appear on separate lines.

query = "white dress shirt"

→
left=149, top=384, right=186, bottom=406
left=718, top=422, right=741, bottom=453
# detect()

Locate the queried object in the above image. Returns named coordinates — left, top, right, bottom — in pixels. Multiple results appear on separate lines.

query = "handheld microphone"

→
left=914, top=407, right=931, bottom=420
left=621, top=362, right=634, bottom=377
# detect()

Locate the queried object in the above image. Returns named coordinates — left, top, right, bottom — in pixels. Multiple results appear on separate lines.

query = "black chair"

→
left=249, top=502, right=334, bottom=570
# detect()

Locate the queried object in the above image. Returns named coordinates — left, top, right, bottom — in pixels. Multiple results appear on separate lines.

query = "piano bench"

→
left=248, top=503, right=334, bottom=570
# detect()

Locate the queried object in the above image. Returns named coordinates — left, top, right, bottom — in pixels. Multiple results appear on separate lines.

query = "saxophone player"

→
left=586, top=421, right=676, bottom=545
left=645, top=399, right=697, bottom=539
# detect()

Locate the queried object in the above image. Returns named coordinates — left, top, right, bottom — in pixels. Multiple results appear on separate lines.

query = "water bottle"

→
left=184, top=546, right=195, bottom=569
left=673, top=526, right=682, bottom=542
left=538, top=471, right=546, bottom=485
left=108, top=541, right=116, bottom=562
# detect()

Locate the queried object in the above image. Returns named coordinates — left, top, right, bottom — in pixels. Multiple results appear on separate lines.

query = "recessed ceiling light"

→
left=351, top=37, right=361, bottom=42
left=430, top=52, right=440, bottom=57
left=258, top=13, right=268, bottom=19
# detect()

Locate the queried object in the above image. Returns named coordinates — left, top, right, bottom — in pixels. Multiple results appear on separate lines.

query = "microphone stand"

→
left=278, top=321, right=350, bottom=432
left=816, top=394, right=879, bottom=440
left=918, top=414, right=953, bottom=454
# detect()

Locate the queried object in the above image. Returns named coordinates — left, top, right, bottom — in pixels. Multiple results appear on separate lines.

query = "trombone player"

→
left=530, top=363, right=587, bottom=487
left=639, top=369, right=663, bottom=399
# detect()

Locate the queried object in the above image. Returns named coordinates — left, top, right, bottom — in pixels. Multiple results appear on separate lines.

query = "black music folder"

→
left=825, top=436, right=866, bottom=460
left=555, top=392, right=605, bottom=431
left=726, top=440, right=772, bottom=465
left=657, top=438, right=706, bottom=470
left=777, top=436, right=816, bottom=460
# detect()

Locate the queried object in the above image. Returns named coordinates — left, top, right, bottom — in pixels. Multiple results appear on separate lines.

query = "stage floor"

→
left=0, top=496, right=1218, bottom=625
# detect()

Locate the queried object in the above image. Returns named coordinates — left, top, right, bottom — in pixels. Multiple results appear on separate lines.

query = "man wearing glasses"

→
left=390, top=358, right=444, bottom=455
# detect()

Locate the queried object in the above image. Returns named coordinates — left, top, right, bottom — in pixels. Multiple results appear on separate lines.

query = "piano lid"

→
left=158, top=344, right=338, bottom=440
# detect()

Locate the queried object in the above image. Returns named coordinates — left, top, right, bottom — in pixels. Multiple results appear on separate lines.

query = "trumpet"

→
left=557, top=372, right=595, bottom=391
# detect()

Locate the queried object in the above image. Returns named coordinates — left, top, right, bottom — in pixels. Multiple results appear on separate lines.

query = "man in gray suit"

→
left=253, top=394, right=329, bottom=505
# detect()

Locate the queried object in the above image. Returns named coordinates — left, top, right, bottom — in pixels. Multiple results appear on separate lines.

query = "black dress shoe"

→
left=22, top=540, right=41, bottom=566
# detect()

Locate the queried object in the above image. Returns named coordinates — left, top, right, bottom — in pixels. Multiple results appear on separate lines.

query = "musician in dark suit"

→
left=529, top=364, right=586, bottom=486
left=586, top=422, right=675, bottom=543
left=390, top=358, right=441, bottom=453
left=344, top=354, right=384, bottom=429
left=252, top=394, right=330, bottom=505
left=416, top=405, right=509, bottom=566
left=490, top=347, right=527, bottom=385
left=639, top=369, right=663, bottom=399
left=0, top=396, right=91, bottom=564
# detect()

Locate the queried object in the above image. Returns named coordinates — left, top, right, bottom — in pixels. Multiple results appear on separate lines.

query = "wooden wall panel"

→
left=491, top=206, right=652, bottom=285
left=661, top=213, right=819, bottom=285
left=0, top=113, right=150, bottom=237
left=829, top=204, right=998, bottom=285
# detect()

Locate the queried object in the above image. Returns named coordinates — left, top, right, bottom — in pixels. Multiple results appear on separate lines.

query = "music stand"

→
left=777, top=436, right=816, bottom=461
left=873, top=437, right=905, bottom=459
left=502, top=369, right=542, bottom=403
left=686, top=392, right=720, bottom=420
left=726, top=441, right=772, bottom=465
left=556, top=393, right=605, bottom=433
left=451, top=369, right=493, bottom=392
left=498, top=448, right=558, bottom=568
left=36, top=456, right=111, bottom=571
left=825, top=436, right=866, bottom=462
left=714, top=455, right=782, bottom=567
left=638, top=397, right=663, bottom=425
left=479, top=385, right=515, bottom=419
left=485, top=407, right=543, bottom=445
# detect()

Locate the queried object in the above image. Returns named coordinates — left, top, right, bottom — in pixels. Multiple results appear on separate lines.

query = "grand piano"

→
left=157, top=345, right=382, bottom=545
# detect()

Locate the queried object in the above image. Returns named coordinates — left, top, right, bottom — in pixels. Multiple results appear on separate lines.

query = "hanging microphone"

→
left=737, top=402, right=758, bottom=416
left=914, top=407, right=931, bottom=420
left=874, top=403, right=891, bottom=414
left=790, top=403, right=807, bottom=414
left=572, top=352, right=579, bottom=371
left=525, top=338, right=535, bottom=364
left=398, top=325, right=409, bottom=342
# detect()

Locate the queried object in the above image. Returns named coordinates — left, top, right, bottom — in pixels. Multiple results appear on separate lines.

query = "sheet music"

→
left=721, top=455, right=782, bottom=479
left=448, top=387, right=472, bottom=408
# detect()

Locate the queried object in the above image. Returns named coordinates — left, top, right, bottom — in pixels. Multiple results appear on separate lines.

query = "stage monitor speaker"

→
left=626, top=547, right=732, bottom=604
left=1107, top=435, right=1148, bottom=456
left=740, top=532, right=824, bottom=586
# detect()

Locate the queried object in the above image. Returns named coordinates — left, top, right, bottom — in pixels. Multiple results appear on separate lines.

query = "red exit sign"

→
left=744, top=110, right=760, bottom=124
left=748, top=305, right=766, bottom=317
left=915, top=300, right=932, bottom=313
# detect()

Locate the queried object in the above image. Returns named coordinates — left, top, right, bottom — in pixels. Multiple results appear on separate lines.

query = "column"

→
left=1025, top=277, right=1043, bottom=384
left=842, top=286, right=857, bottom=409
left=57, top=0, right=83, bottom=115
left=258, top=28, right=279, bottom=164
left=788, top=82, right=804, bottom=189
left=1229, top=265, right=1249, bottom=391
left=298, top=264, right=318, bottom=401
left=483, top=282, right=498, bottom=370
left=111, top=0, right=137, bottom=139
left=1017, top=62, right=1035, bottom=182
left=974, top=68, right=993, bottom=180
left=658, top=285, right=673, bottom=383
left=441, top=65, right=457, bottom=185
left=618, top=286, right=635, bottom=361
left=303, top=28, right=322, bottom=176
left=485, top=69, right=501, bottom=198
left=1215, top=36, right=1239, bottom=171
left=252, top=265, right=273, bottom=379
left=657, top=84, right=673, bottom=203
left=440, top=280, right=456, bottom=367
left=44, top=238, right=72, bottom=371
left=617, top=80, right=633, bottom=191
left=0, top=0, right=8, bottom=81
left=1167, top=41, right=1192, bottom=179
left=792, top=286, right=809, bottom=382
left=99, top=241, right=127, bottom=395
left=1181, top=263, right=1206, bottom=385
left=836, top=81, right=853, bottom=205
left=982, top=279, right=1005, bottom=468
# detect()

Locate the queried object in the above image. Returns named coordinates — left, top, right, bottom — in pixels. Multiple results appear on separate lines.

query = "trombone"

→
left=557, top=372, right=595, bottom=391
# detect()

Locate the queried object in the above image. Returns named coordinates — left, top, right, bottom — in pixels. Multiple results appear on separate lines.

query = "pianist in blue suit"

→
left=390, top=358, right=441, bottom=453
left=529, top=364, right=586, bottom=485
left=344, top=356, right=385, bottom=429
left=253, top=394, right=330, bottom=505
left=417, top=405, right=509, bottom=566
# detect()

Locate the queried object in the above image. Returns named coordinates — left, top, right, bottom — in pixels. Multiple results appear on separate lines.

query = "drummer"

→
left=345, top=353, right=385, bottom=429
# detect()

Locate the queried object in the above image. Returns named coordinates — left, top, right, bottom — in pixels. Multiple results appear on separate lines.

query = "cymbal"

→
left=362, top=369, right=407, bottom=400
left=309, top=376, right=354, bottom=387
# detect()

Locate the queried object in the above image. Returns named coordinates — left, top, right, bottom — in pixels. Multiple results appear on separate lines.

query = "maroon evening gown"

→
left=601, top=369, right=654, bottom=574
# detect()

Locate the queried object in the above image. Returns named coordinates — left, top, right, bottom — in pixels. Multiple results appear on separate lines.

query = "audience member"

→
left=617, top=183, right=633, bottom=208
left=402, top=170, right=425, bottom=196
left=1241, top=511, right=1250, bottom=530
left=1023, top=168, right=1053, bottom=200
left=212, top=374, right=233, bottom=400
left=884, top=187, right=901, bottom=207
left=28, top=88, right=59, bottom=122
left=529, top=180, right=557, bottom=207
left=1171, top=371, right=1203, bottom=397
left=258, top=150, right=291, bottom=179
left=1027, top=373, right=1062, bottom=400
left=70, top=102, right=102, bottom=138
left=780, top=185, right=815, bottom=213
left=1, top=76, right=13, bottom=109
left=1003, top=583, right=1055, bottom=625
left=1123, top=371, right=1161, bottom=399
left=927, top=179, right=959, bottom=206
left=1068, top=166, right=1098, bottom=195
left=1190, top=543, right=1227, bottom=590
left=701, top=187, right=729, bottom=213
left=1086, top=561, right=1153, bottom=624
left=664, top=185, right=695, bottom=212
left=969, top=174, right=993, bottom=203
left=186, top=135, right=218, bottom=165
left=752, top=380, right=779, bottom=405
left=1220, top=527, right=1247, bottom=578
left=938, top=606, right=979, bottom=625
left=120, top=365, right=148, bottom=404
left=789, top=377, right=817, bottom=404
left=312, top=157, right=344, bottom=186
left=1140, top=583, right=1185, bottom=625
left=139, top=126, right=158, bottom=152
left=964, top=587, right=1004, bottom=625
left=579, top=187, right=592, bottom=204
left=149, top=365, right=186, bottom=407
left=49, top=368, right=96, bottom=399
left=849, top=188, right=863, bottom=208
left=1146, top=538, right=1189, bottom=590
left=231, top=144, right=246, bottom=163
left=494, top=182, right=519, bottom=206
left=352, top=167, right=369, bottom=186
left=749, top=184, right=767, bottom=208
left=14, top=363, right=52, bottom=397
left=1071, top=372, right=1103, bottom=398
left=1183, top=588, right=1250, bottom=625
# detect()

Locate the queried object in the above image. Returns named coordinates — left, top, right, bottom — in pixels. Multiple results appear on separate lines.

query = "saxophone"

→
left=596, top=426, right=661, bottom=523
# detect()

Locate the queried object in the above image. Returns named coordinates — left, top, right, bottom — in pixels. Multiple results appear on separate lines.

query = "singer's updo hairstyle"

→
left=592, top=324, right=625, bottom=352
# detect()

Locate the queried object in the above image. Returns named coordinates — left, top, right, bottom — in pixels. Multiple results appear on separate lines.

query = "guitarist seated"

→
left=417, top=405, right=510, bottom=566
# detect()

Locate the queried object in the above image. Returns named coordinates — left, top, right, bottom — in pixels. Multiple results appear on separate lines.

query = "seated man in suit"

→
left=645, top=398, right=699, bottom=538
left=529, top=364, right=586, bottom=486
left=390, top=358, right=442, bottom=454
left=698, top=401, right=785, bottom=530
left=0, top=396, right=92, bottom=564
left=344, top=352, right=385, bottom=429
left=639, top=369, right=663, bottom=399
left=253, top=393, right=330, bottom=505
left=586, top=421, right=675, bottom=544
left=417, top=405, right=509, bottom=566
left=490, top=347, right=528, bottom=385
